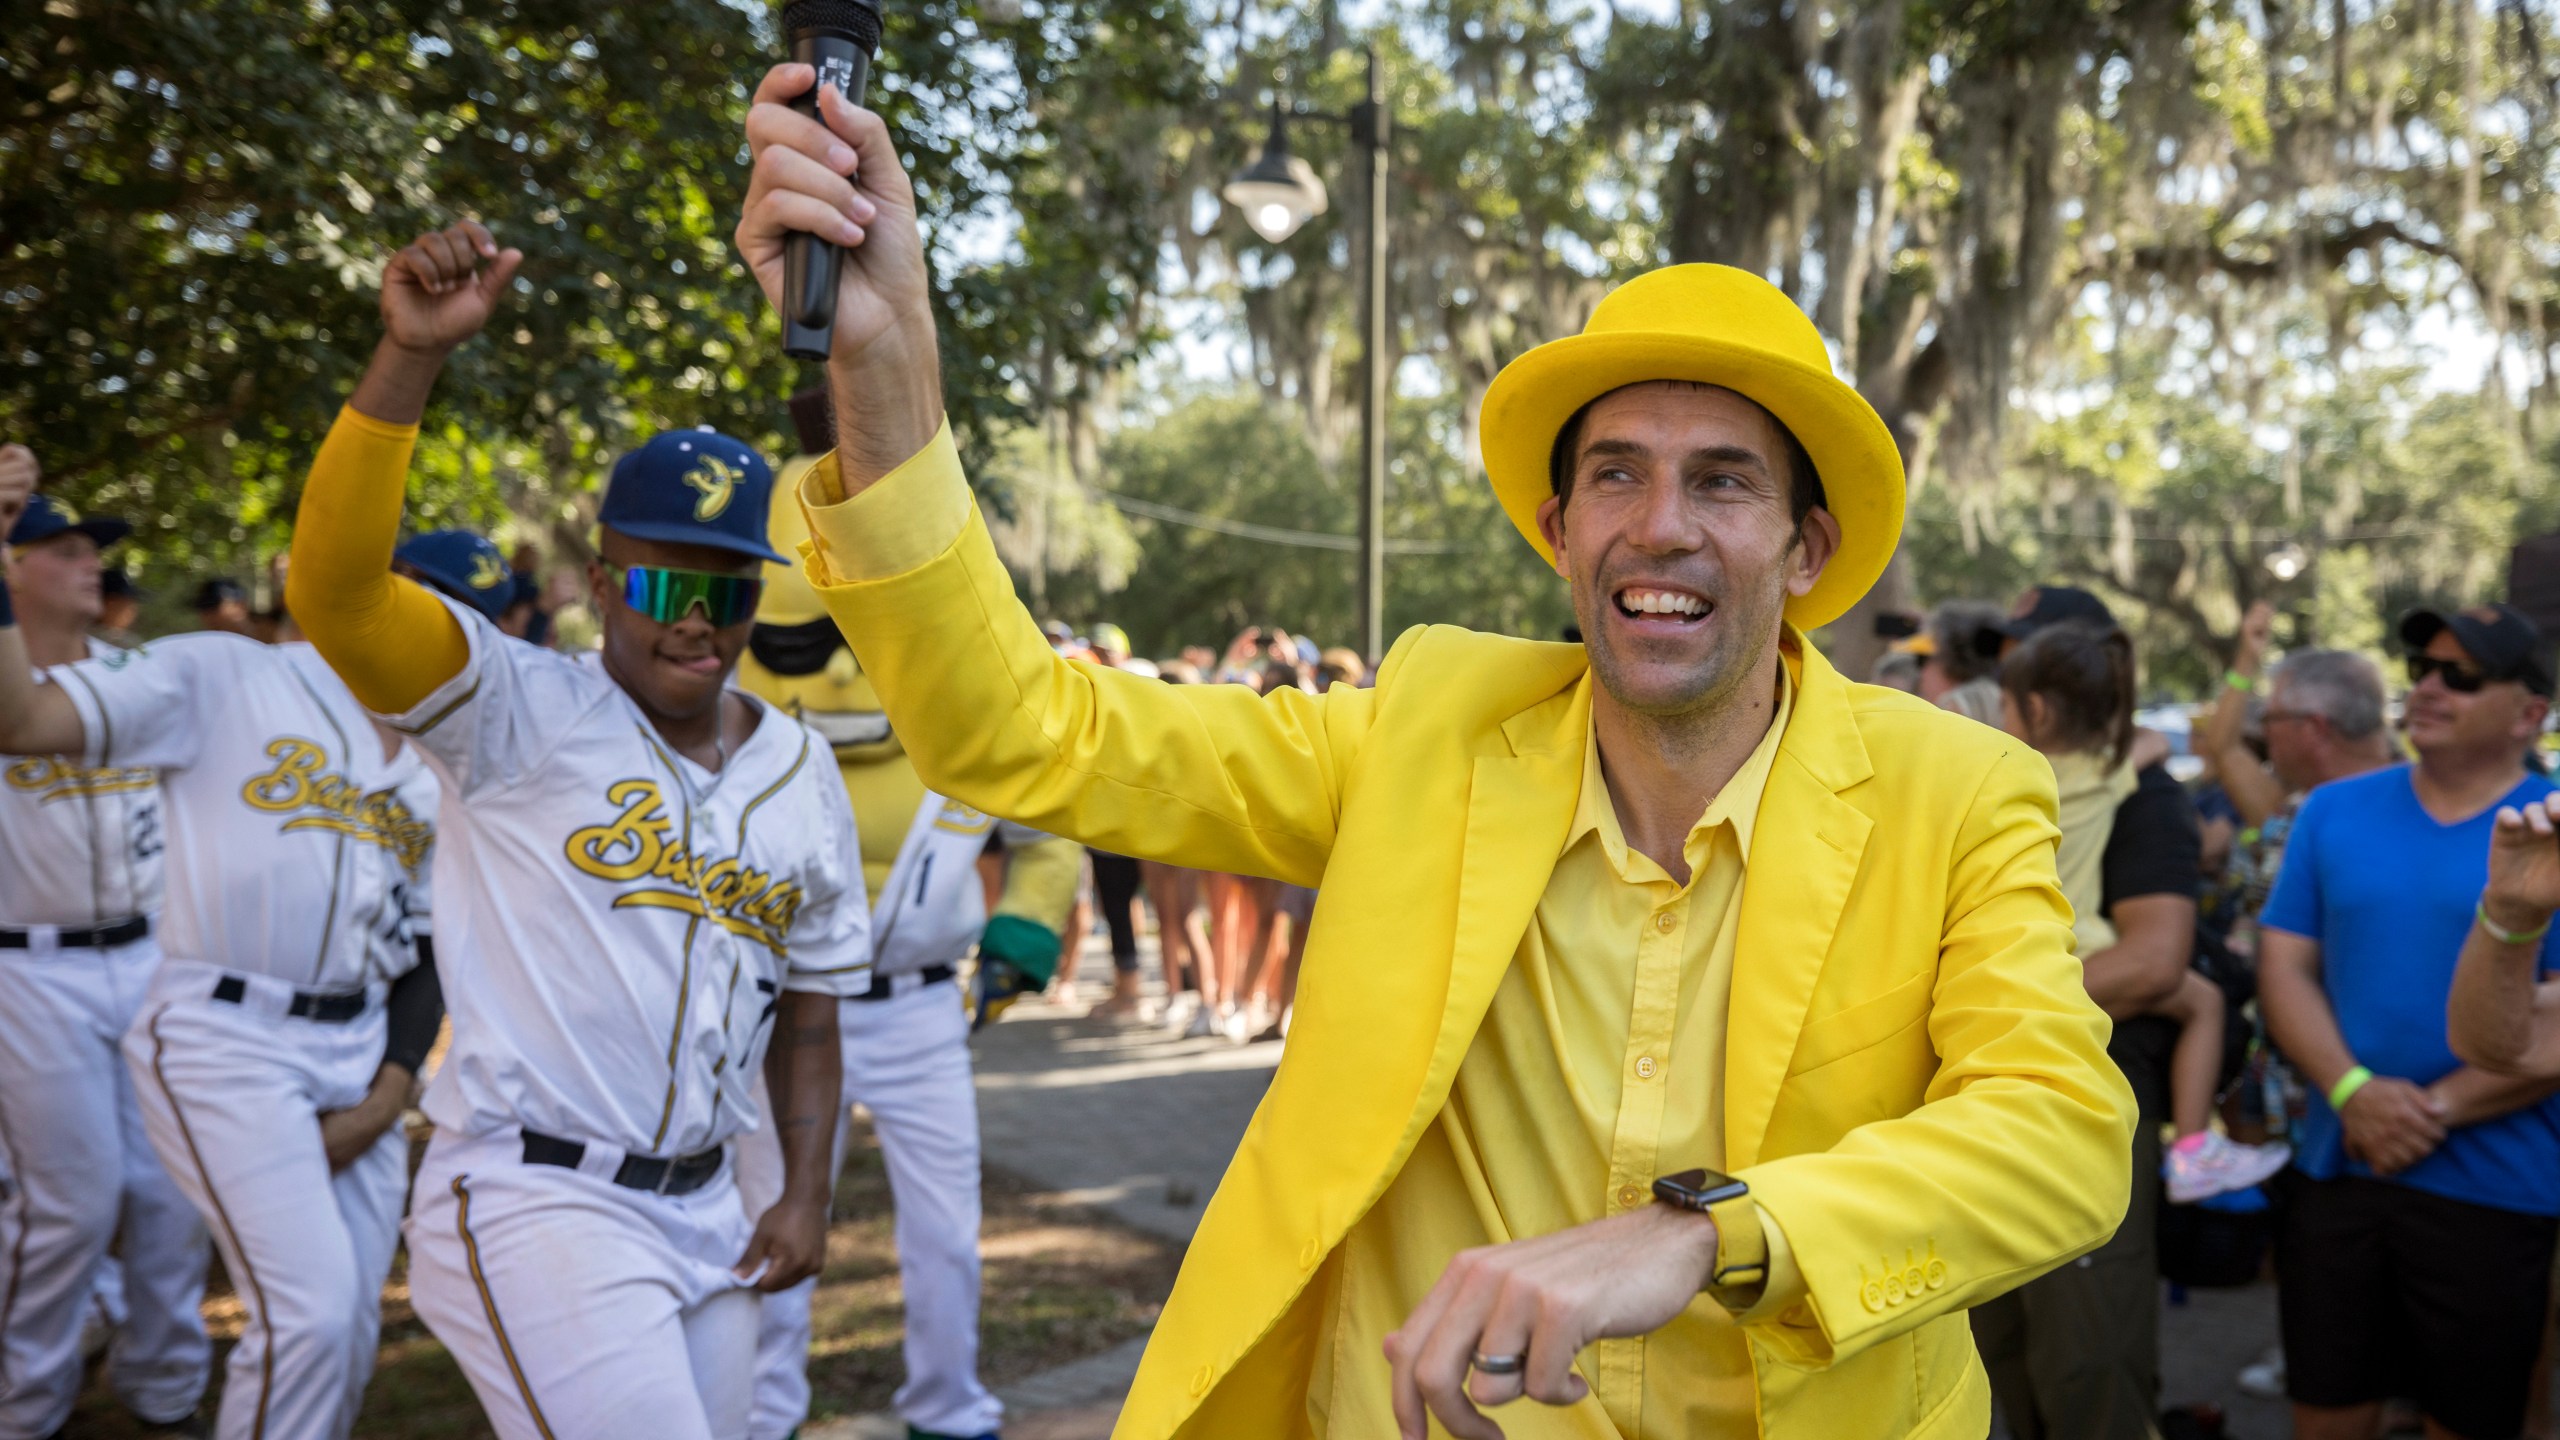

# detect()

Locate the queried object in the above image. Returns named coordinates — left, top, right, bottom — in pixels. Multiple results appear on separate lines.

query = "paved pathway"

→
left=819, top=937, right=2299, bottom=1438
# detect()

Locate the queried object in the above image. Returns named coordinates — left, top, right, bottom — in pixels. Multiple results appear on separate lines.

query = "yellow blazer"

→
left=804, top=486, right=2135, bottom=1439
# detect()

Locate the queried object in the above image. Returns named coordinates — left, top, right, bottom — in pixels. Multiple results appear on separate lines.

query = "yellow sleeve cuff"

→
left=337, top=405, right=422, bottom=447
left=1706, top=1199, right=1807, bottom=1323
left=797, top=417, right=970, bottom=586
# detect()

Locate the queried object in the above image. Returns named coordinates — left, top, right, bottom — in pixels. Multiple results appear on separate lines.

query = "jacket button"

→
left=1924, top=1259, right=1948, bottom=1290
left=1191, top=1364, right=1214, bottom=1396
left=1861, top=1280, right=1886, bottom=1312
left=1884, top=1274, right=1906, bottom=1305
left=1903, top=1265, right=1926, bottom=1295
left=1299, top=1238, right=1321, bottom=1269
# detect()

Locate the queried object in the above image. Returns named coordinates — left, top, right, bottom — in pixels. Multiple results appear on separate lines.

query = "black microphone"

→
left=780, top=0, right=885, bottom=361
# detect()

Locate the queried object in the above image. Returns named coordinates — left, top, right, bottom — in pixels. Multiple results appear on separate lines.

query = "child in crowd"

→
left=2001, top=621, right=2291, bottom=1203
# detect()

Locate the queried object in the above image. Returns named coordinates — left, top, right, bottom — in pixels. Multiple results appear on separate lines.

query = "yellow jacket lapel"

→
left=1726, top=641, right=1875, bottom=1170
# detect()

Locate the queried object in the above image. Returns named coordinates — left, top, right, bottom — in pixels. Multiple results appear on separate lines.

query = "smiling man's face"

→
left=590, top=528, right=761, bottom=724
left=1535, top=381, right=1838, bottom=721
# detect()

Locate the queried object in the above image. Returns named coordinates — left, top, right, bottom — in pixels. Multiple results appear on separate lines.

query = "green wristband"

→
left=2328, top=1065, right=2375, bottom=1113
left=2225, top=669, right=2257, bottom=694
left=2478, top=902, right=2555, bottom=948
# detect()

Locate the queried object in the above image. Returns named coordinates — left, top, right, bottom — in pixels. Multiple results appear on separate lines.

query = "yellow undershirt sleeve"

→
left=286, top=407, right=469, bottom=715
left=797, top=419, right=970, bottom=586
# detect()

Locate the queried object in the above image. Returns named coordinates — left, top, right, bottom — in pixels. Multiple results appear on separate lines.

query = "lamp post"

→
left=1222, top=48, right=1391, bottom=665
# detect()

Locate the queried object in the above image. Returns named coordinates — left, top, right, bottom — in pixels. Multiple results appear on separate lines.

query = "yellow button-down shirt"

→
left=1308, top=666, right=1804, bottom=1437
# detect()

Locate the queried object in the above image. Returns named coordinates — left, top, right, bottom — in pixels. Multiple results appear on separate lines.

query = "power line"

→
left=1907, top=513, right=2447, bottom=544
left=1086, top=489, right=1471, bottom=554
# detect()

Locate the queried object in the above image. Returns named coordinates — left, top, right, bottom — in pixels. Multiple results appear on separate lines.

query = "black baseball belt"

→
left=520, top=1130, right=726, bottom=1197
left=851, top=963, right=955, bottom=1002
left=209, top=973, right=370, bottom=1023
left=0, top=915, right=151, bottom=950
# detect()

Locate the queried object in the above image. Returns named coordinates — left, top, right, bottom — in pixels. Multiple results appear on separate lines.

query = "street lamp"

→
left=1221, top=104, right=1327, bottom=243
left=1223, top=48, right=1391, bottom=665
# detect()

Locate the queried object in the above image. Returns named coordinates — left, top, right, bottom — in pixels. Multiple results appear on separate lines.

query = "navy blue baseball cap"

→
left=394, top=529, right=515, bottom=622
left=598, top=428, right=784, bottom=565
left=8, top=494, right=130, bottom=550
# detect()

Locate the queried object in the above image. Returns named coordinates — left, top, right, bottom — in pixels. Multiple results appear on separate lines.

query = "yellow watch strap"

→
left=1706, top=1195, right=1768, bottom=1289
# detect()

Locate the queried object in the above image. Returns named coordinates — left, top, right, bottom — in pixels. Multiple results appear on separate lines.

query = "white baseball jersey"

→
left=867, top=794, right=1044, bottom=978
left=391, top=598, right=872, bottom=1160
left=55, top=635, right=435, bottom=989
left=1, top=642, right=164, bottom=927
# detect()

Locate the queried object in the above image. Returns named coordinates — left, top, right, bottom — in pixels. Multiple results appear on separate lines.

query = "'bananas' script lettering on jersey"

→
left=237, top=738, right=432, bottom=870
left=562, top=779, right=804, bottom=953
left=6, top=756, right=155, bottom=804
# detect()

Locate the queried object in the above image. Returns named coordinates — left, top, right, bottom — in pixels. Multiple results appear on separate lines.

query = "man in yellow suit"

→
left=733, top=68, right=2135, bottom=1440
left=735, top=391, right=1083, bottom=1440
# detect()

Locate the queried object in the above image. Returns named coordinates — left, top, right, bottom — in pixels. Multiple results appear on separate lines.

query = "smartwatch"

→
left=1652, top=1168, right=1749, bottom=1211
left=1654, top=1169, right=1765, bottom=1290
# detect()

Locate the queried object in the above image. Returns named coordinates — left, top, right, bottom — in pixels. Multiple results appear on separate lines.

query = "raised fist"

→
left=382, top=220, right=524, bottom=356
left=2237, top=600, right=2276, bottom=664
left=736, top=64, right=933, bottom=372
left=2485, top=793, right=2560, bottom=936
left=0, top=444, right=36, bottom=539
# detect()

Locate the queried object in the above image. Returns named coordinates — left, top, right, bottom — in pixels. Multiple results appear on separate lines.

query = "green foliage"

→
left=1, top=0, right=1203, bottom=592
left=1900, top=328, right=2553, bottom=698
left=1021, top=392, right=1569, bottom=654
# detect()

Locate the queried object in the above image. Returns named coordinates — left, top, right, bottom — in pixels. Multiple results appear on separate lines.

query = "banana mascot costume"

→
left=735, top=448, right=1080, bottom=1440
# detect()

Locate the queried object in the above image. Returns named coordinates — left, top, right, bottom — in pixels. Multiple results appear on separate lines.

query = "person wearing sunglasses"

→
left=2254, top=601, right=2560, bottom=1440
left=282, top=220, right=876, bottom=1440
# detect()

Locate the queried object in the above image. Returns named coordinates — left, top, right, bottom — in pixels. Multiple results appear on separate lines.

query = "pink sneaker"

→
left=2164, top=1131, right=2291, bottom=1204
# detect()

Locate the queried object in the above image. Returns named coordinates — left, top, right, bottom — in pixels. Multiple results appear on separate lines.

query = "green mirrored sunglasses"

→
left=610, top=564, right=764, bottom=627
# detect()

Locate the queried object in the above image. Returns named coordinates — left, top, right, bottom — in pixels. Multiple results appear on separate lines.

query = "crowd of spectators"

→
left=1877, top=585, right=2560, bottom=1440
left=1033, top=619, right=1363, bottom=1043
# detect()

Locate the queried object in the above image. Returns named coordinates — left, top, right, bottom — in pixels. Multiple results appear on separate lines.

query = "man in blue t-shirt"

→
left=2259, top=601, right=2560, bottom=1440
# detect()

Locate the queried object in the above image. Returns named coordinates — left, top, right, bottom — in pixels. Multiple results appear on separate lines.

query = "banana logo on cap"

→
left=685, top=455, right=744, bottom=521
left=468, top=551, right=510, bottom=591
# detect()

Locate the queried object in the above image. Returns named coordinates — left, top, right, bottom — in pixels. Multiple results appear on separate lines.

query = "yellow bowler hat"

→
left=1479, top=263, right=1904, bottom=630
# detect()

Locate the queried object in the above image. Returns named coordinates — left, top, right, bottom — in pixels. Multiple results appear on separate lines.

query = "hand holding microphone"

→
left=738, top=8, right=942, bottom=491
left=777, top=0, right=883, bottom=359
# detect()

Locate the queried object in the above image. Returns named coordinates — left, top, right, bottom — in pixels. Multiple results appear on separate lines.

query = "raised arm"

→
left=735, top=66, right=1364, bottom=884
left=287, top=221, right=522, bottom=714
left=2199, top=601, right=2286, bottom=828
left=2449, top=793, right=2560, bottom=1076
left=0, top=454, right=88, bottom=757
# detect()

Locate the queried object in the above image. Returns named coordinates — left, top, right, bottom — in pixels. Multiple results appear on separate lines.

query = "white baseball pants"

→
left=405, top=1128, right=762, bottom=1440
left=0, top=932, right=209, bottom=1436
left=741, top=977, right=1000, bottom=1440
left=124, top=962, right=407, bottom=1440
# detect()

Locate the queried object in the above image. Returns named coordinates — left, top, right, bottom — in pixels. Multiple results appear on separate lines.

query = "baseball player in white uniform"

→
left=0, top=501, right=444, bottom=1440
left=285, top=220, right=872, bottom=1440
left=735, top=429, right=1081, bottom=1440
left=0, top=474, right=211, bottom=1439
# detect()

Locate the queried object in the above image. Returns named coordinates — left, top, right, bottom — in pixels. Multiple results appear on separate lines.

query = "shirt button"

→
left=1635, top=1055, right=1658, bottom=1080
left=1655, top=912, right=1677, bottom=933
left=1617, top=1184, right=1643, bottom=1207
left=1191, top=1364, right=1214, bottom=1396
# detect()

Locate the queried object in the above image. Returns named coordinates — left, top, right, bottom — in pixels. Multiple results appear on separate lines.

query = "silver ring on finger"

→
left=1470, top=1352, right=1526, bottom=1377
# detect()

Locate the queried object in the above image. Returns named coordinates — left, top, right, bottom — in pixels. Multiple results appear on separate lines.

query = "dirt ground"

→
left=60, top=1114, right=1182, bottom=1438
